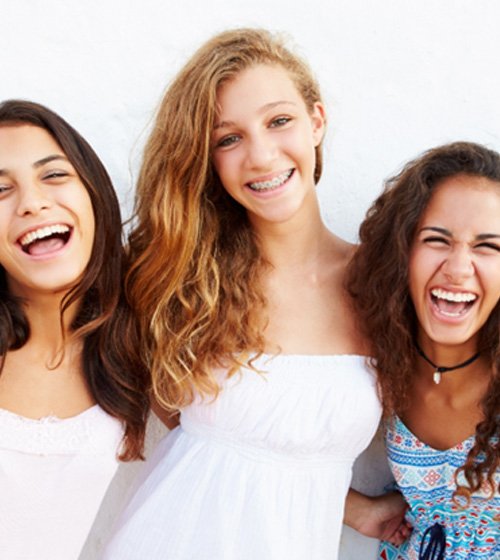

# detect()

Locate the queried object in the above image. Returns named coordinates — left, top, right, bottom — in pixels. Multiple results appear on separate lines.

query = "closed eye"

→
left=43, top=170, right=69, bottom=180
left=475, top=242, right=500, bottom=253
left=423, top=236, right=450, bottom=246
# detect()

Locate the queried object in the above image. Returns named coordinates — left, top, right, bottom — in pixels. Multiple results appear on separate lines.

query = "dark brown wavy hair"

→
left=348, top=141, right=500, bottom=502
left=0, top=99, right=149, bottom=460
left=126, top=28, right=324, bottom=412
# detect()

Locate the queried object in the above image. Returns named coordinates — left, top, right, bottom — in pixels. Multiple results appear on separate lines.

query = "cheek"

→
left=212, top=146, right=239, bottom=171
left=211, top=153, right=223, bottom=176
left=79, top=194, right=96, bottom=248
left=212, top=154, right=241, bottom=194
left=284, top=130, right=308, bottom=155
left=486, top=267, right=500, bottom=306
left=407, top=250, right=422, bottom=298
left=87, top=212, right=96, bottom=250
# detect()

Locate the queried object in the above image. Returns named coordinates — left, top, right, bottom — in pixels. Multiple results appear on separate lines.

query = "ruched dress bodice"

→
left=104, top=354, right=382, bottom=560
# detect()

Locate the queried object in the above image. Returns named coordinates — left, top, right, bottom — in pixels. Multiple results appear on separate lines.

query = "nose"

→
left=16, top=183, right=52, bottom=216
left=442, top=245, right=474, bottom=282
left=245, top=132, right=278, bottom=170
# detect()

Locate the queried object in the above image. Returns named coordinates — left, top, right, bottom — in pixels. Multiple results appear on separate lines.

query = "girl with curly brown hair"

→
left=102, top=28, right=407, bottom=560
left=0, top=100, right=149, bottom=560
left=348, top=142, right=500, bottom=559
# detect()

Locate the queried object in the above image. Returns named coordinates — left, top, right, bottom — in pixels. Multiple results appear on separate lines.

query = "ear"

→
left=310, top=102, right=326, bottom=147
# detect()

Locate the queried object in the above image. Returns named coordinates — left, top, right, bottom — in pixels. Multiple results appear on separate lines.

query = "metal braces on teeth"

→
left=249, top=169, right=293, bottom=191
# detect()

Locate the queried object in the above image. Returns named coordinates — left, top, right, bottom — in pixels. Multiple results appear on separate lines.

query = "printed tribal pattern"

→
left=378, top=417, right=499, bottom=559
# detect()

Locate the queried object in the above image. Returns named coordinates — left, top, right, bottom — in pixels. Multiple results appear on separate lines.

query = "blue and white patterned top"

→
left=378, top=416, right=499, bottom=559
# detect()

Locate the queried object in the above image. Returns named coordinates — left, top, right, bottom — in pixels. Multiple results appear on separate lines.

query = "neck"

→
left=415, top=337, right=481, bottom=385
left=21, top=292, right=79, bottom=356
left=416, top=336, right=479, bottom=368
left=250, top=195, right=334, bottom=268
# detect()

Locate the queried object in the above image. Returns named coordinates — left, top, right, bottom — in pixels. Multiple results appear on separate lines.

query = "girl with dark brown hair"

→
left=0, top=99, right=149, bottom=560
left=348, top=142, right=500, bottom=559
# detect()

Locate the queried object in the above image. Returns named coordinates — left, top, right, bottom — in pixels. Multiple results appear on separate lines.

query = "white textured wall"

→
left=4, top=1, right=500, bottom=558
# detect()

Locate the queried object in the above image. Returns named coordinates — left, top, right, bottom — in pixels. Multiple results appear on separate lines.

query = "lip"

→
left=428, top=285, right=479, bottom=322
left=244, top=168, right=294, bottom=196
left=15, top=221, right=74, bottom=260
left=430, top=285, right=478, bottom=302
left=16, top=221, right=72, bottom=243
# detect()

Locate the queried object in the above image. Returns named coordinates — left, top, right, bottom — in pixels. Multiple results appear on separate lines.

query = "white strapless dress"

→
left=103, top=354, right=381, bottom=560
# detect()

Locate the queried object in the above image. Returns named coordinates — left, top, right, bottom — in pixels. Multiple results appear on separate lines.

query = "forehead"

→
left=419, top=174, right=500, bottom=231
left=215, top=64, right=304, bottom=117
left=0, top=124, right=62, bottom=164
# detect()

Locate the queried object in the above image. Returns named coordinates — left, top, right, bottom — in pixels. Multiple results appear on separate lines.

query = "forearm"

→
left=344, top=488, right=374, bottom=531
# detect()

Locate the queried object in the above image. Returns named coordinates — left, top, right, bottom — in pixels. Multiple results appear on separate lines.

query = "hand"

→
left=365, top=492, right=412, bottom=545
left=344, top=490, right=412, bottom=545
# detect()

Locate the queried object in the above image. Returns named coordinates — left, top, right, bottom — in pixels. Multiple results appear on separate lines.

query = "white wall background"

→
left=3, top=0, right=500, bottom=558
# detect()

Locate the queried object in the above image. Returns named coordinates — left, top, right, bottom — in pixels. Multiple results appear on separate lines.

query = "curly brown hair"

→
left=126, top=29, right=324, bottom=413
left=347, top=141, right=500, bottom=502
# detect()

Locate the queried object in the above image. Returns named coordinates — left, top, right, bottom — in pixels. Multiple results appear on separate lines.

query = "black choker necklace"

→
left=415, top=343, right=481, bottom=385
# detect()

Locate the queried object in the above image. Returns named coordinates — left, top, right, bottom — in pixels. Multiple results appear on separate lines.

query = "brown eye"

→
left=216, top=135, right=240, bottom=148
left=269, top=116, right=291, bottom=128
left=0, top=182, right=13, bottom=195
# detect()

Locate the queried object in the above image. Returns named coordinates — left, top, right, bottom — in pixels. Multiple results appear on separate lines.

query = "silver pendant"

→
left=433, top=370, right=442, bottom=384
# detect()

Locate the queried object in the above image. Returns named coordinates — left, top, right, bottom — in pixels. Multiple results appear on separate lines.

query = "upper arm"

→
left=151, top=398, right=180, bottom=429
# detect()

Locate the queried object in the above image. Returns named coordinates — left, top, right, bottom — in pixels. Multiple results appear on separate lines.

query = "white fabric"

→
left=103, top=354, right=382, bottom=560
left=0, top=404, right=124, bottom=560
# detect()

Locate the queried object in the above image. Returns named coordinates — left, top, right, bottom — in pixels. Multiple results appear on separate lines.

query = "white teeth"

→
left=440, top=309, right=465, bottom=317
left=431, top=288, right=477, bottom=303
left=19, top=224, right=70, bottom=247
left=248, top=169, right=293, bottom=191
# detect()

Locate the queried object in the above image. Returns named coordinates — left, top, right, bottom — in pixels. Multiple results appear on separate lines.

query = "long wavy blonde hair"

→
left=127, top=28, right=324, bottom=412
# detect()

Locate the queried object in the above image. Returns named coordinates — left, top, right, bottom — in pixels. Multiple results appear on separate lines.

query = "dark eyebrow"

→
left=214, top=100, right=296, bottom=130
left=419, top=226, right=452, bottom=236
left=476, top=233, right=500, bottom=241
left=33, top=154, right=69, bottom=168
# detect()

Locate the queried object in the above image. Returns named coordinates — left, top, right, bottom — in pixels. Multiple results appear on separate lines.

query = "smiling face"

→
left=408, top=174, right=500, bottom=354
left=0, top=124, right=95, bottom=299
left=211, top=64, right=325, bottom=228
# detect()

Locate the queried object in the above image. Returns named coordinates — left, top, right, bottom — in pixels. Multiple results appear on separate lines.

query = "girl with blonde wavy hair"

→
left=103, top=28, right=407, bottom=559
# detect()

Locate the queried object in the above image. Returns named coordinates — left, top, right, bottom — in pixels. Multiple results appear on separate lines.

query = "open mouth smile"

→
left=246, top=169, right=294, bottom=192
left=430, top=287, right=477, bottom=318
left=18, top=224, right=72, bottom=256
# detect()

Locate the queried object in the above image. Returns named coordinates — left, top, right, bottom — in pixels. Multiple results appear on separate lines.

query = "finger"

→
left=388, top=526, right=411, bottom=546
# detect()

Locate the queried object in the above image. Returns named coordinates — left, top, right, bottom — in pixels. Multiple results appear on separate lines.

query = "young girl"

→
left=0, top=100, right=149, bottom=560
left=348, top=142, right=500, bottom=559
left=103, top=28, right=406, bottom=559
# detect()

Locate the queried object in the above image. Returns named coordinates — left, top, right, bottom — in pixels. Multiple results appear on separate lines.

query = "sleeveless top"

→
left=0, top=405, right=124, bottom=560
left=379, top=416, right=499, bottom=559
